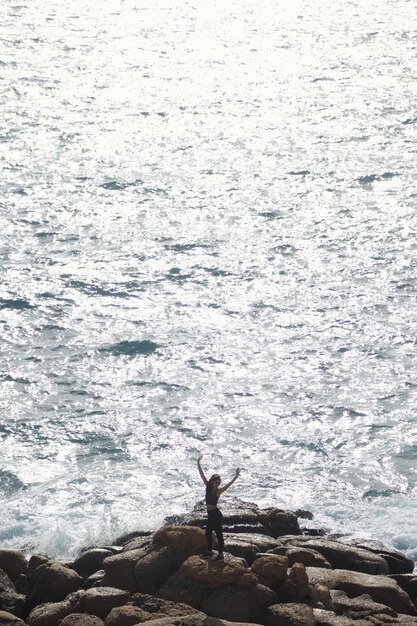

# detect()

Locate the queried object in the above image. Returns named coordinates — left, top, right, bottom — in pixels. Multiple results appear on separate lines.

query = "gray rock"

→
left=0, top=611, right=27, bottom=626
left=0, top=552, right=27, bottom=582
left=330, top=589, right=397, bottom=617
left=223, top=534, right=283, bottom=565
left=73, top=588, right=131, bottom=619
left=0, top=593, right=25, bottom=619
left=280, top=537, right=389, bottom=574
left=307, top=567, right=416, bottom=615
left=201, top=585, right=263, bottom=623
left=265, top=603, right=314, bottom=626
left=0, top=572, right=14, bottom=596
left=313, top=608, right=369, bottom=625
left=27, top=562, right=82, bottom=611
left=72, top=551, right=114, bottom=579
left=339, top=537, right=414, bottom=574
left=165, top=498, right=302, bottom=538
left=390, top=574, right=417, bottom=604
left=60, top=614, right=104, bottom=626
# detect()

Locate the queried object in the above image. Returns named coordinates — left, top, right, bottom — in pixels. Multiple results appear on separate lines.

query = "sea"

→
left=1, top=0, right=416, bottom=566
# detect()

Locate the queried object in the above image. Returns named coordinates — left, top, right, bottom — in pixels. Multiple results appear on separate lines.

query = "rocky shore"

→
left=1, top=498, right=416, bottom=626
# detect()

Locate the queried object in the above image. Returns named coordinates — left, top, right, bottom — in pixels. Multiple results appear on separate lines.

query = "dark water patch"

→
left=205, top=356, right=225, bottom=365
left=225, top=391, right=255, bottom=398
left=198, top=266, right=234, bottom=277
left=311, top=76, right=334, bottom=82
left=99, top=179, right=143, bottom=191
left=166, top=268, right=192, bottom=281
left=130, top=381, right=189, bottom=391
left=143, top=186, right=169, bottom=196
left=35, top=231, right=56, bottom=238
left=362, top=489, right=401, bottom=500
left=36, top=292, right=74, bottom=303
left=100, top=340, right=160, bottom=356
left=357, top=172, right=398, bottom=185
left=394, top=282, right=415, bottom=291
left=401, top=117, right=417, bottom=126
left=258, top=210, right=284, bottom=220
left=66, top=279, right=133, bottom=298
left=0, top=374, right=32, bottom=384
left=163, top=242, right=211, bottom=253
left=0, top=470, right=26, bottom=495
left=272, top=244, right=296, bottom=255
left=288, top=170, right=310, bottom=176
left=186, top=359, right=207, bottom=372
left=0, top=298, right=34, bottom=310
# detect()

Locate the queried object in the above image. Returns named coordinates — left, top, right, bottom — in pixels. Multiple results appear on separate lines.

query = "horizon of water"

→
left=1, top=0, right=417, bottom=566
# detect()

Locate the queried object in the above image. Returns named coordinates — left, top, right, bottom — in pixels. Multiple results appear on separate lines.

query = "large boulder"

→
left=265, top=603, right=314, bottom=626
left=28, top=593, right=88, bottom=626
left=390, top=574, right=417, bottom=604
left=158, top=571, right=211, bottom=609
left=158, top=556, right=278, bottom=623
left=0, top=553, right=27, bottom=582
left=200, top=585, right=266, bottom=623
left=0, top=592, right=25, bottom=618
left=134, top=547, right=184, bottom=595
left=270, top=545, right=332, bottom=569
left=102, top=549, right=148, bottom=592
left=72, top=588, right=131, bottom=619
left=165, top=498, right=302, bottom=538
left=307, top=567, right=416, bottom=615
left=280, top=537, right=389, bottom=574
left=28, top=557, right=49, bottom=580
left=0, top=611, right=26, bottom=626
left=27, top=600, right=76, bottom=626
left=72, top=551, right=115, bottom=580
left=250, top=555, right=288, bottom=590
left=276, top=563, right=311, bottom=603
left=121, top=537, right=151, bottom=553
left=103, top=605, right=151, bottom=626
left=27, top=562, right=82, bottom=610
left=179, top=555, right=255, bottom=589
left=330, top=589, right=397, bottom=618
left=342, top=538, right=415, bottom=574
left=59, top=616, right=104, bottom=626
left=153, top=526, right=206, bottom=554
left=223, top=534, right=283, bottom=565
left=103, top=528, right=205, bottom=594
left=131, top=592, right=205, bottom=620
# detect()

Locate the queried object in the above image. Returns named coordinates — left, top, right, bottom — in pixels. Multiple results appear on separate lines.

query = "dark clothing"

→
left=205, top=507, right=224, bottom=553
left=205, top=490, right=219, bottom=506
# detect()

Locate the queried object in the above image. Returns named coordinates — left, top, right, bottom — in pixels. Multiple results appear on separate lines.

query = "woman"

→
left=197, top=454, right=240, bottom=561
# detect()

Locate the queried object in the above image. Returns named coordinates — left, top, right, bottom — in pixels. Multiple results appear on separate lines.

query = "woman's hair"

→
left=206, top=474, right=221, bottom=495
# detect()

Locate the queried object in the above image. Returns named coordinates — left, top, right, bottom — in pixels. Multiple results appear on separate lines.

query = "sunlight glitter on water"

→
left=1, top=0, right=417, bottom=561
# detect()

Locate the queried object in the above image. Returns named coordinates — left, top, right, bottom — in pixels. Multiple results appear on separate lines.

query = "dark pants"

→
left=206, top=508, right=224, bottom=553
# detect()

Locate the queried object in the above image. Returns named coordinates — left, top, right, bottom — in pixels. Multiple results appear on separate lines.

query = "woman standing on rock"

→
left=197, top=454, right=240, bottom=561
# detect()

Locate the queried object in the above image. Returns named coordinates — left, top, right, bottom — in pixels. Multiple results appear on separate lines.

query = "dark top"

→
left=205, top=490, right=219, bottom=506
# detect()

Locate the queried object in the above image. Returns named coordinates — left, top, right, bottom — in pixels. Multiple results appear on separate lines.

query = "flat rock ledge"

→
left=0, top=499, right=416, bottom=626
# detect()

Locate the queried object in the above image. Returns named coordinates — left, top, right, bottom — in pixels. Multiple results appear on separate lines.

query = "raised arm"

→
left=218, top=468, right=240, bottom=494
left=197, top=454, right=208, bottom=485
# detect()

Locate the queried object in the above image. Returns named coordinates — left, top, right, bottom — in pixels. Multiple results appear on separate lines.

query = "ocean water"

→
left=1, top=0, right=417, bottom=564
